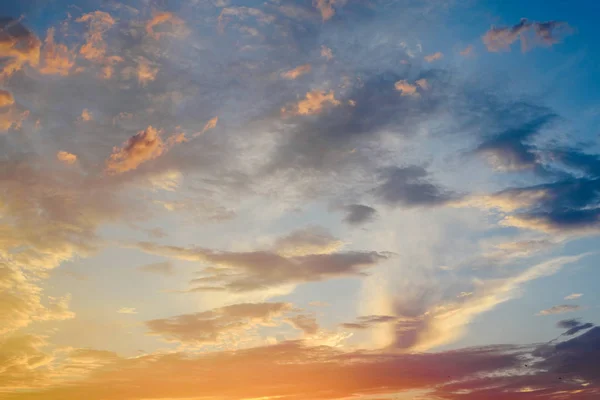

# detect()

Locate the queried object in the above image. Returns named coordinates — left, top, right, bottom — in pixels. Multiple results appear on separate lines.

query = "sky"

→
left=1, top=0, right=600, bottom=399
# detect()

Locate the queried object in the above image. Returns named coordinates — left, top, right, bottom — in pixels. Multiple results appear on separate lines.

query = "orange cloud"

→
left=147, top=302, right=293, bottom=345
left=281, top=64, right=312, bottom=80
left=460, top=44, right=474, bottom=56
left=145, top=12, right=187, bottom=40
left=394, top=79, right=428, bottom=97
left=0, top=89, right=15, bottom=107
left=57, top=151, right=77, bottom=165
left=482, top=19, right=571, bottom=52
left=134, top=57, right=159, bottom=85
left=0, top=18, right=41, bottom=79
left=38, top=28, right=75, bottom=76
left=314, top=0, right=347, bottom=21
left=105, top=126, right=184, bottom=175
left=424, top=51, right=443, bottom=62
left=192, top=116, right=218, bottom=138
left=321, top=45, right=333, bottom=60
left=282, top=90, right=341, bottom=116
left=76, top=11, right=115, bottom=62
left=80, top=109, right=92, bottom=121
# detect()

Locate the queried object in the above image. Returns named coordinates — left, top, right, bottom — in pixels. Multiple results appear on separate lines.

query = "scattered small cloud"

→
left=117, top=307, right=138, bottom=314
left=281, top=64, right=312, bottom=80
left=538, top=304, right=580, bottom=316
left=565, top=293, right=583, bottom=300
left=424, top=52, right=443, bottom=62
left=138, top=262, right=175, bottom=276
left=281, top=90, right=341, bottom=116
left=460, top=45, right=474, bottom=56
left=321, top=45, right=333, bottom=60
left=57, top=151, right=77, bottom=165
left=482, top=18, right=572, bottom=52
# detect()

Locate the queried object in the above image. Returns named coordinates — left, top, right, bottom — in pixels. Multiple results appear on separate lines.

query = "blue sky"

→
left=1, top=1, right=600, bottom=399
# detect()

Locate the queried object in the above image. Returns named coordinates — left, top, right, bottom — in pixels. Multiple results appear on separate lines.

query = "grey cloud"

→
left=557, top=319, right=595, bottom=336
left=340, top=314, right=397, bottom=330
left=146, top=302, right=292, bottom=345
left=374, top=166, right=457, bottom=207
left=134, top=241, right=389, bottom=292
left=341, top=204, right=377, bottom=225
left=286, top=314, right=319, bottom=335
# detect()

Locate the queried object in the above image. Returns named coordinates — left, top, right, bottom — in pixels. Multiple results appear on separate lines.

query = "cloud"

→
left=38, top=28, right=75, bottom=76
left=217, top=7, right=275, bottom=33
left=281, top=90, right=341, bottom=116
left=272, top=225, right=343, bottom=256
left=286, top=314, right=319, bottom=335
left=80, top=109, right=93, bottom=122
left=565, top=293, right=583, bottom=300
left=394, top=80, right=420, bottom=97
left=192, top=116, right=218, bottom=138
left=76, top=11, right=116, bottom=62
left=482, top=18, right=572, bottom=52
left=0, top=17, right=41, bottom=78
left=281, top=64, right=312, bottom=80
left=424, top=51, right=443, bottom=62
left=341, top=204, right=377, bottom=225
left=137, top=261, right=175, bottom=276
left=133, top=239, right=388, bottom=293
left=117, top=307, right=137, bottom=314
left=538, top=304, right=581, bottom=316
left=374, top=166, right=457, bottom=207
left=145, top=12, right=188, bottom=40
left=105, top=126, right=185, bottom=175
left=341, top=315, right=397, bottom=330
left=0, top=90, right=15, bottom=107
left=0, top=334, right=52, bottom=388
left=56, top=151, right=77, bottom=165
left=146, top=302, right=292, bottom=345
left=473, top=113, right=555, bottom=172
left=321, top=45, right=333, bottom=60
left=557, top=319, right=594, bottom=336
left=460, top=45, right=474, bottom=56
left=313, top=0, right=348, bottom=21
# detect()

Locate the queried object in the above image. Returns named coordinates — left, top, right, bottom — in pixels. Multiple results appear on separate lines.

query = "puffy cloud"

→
left=281, top=90, right=341, bottom=116
left=105, top=126, right=185, bottom=175
left=56, top=151, right=77, bottom=165
left=313, top=0, right=347, bottom=21
left=374, top=166, right=457, bottom=207
left=38, top=28, right=75, bottom=76
left=538, top=304, right=581, bottom=316
left=146, top=302, right=293, bottom=345
left=341, top=204, right=377, bottom=225
left=321, top=45, right=333, bottom=60
left=424, top=51, right=443, bottom=62
left=0, top=89, right=15, bottom=107
left=0, top=18, right=41, bottom=78
left=281, top=64, right=312, bottom=80
left=137, top=261, right=175, bottom=276
left=565, top=293, right=583, bottom=300
left=76, top=11, right=115, bottom=62
left=80, top=109, right=92, bottom=122
left=145, top=12, right=188, bottom=40
left=0, top=90, right=28, bottom=132
left=482, top=18, right=571, bottom=52
left=135, top=58, right=159, bottom=85
left=394, top=79, right=429, bottom=96
left=133, top=239, right=388, bottom=293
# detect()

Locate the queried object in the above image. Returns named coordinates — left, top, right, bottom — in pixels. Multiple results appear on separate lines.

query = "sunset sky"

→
left=1, top=0, right=600, bottom=399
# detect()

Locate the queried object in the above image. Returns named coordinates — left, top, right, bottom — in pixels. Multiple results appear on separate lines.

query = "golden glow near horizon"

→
left=0, top=1, right=598, bottom=399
